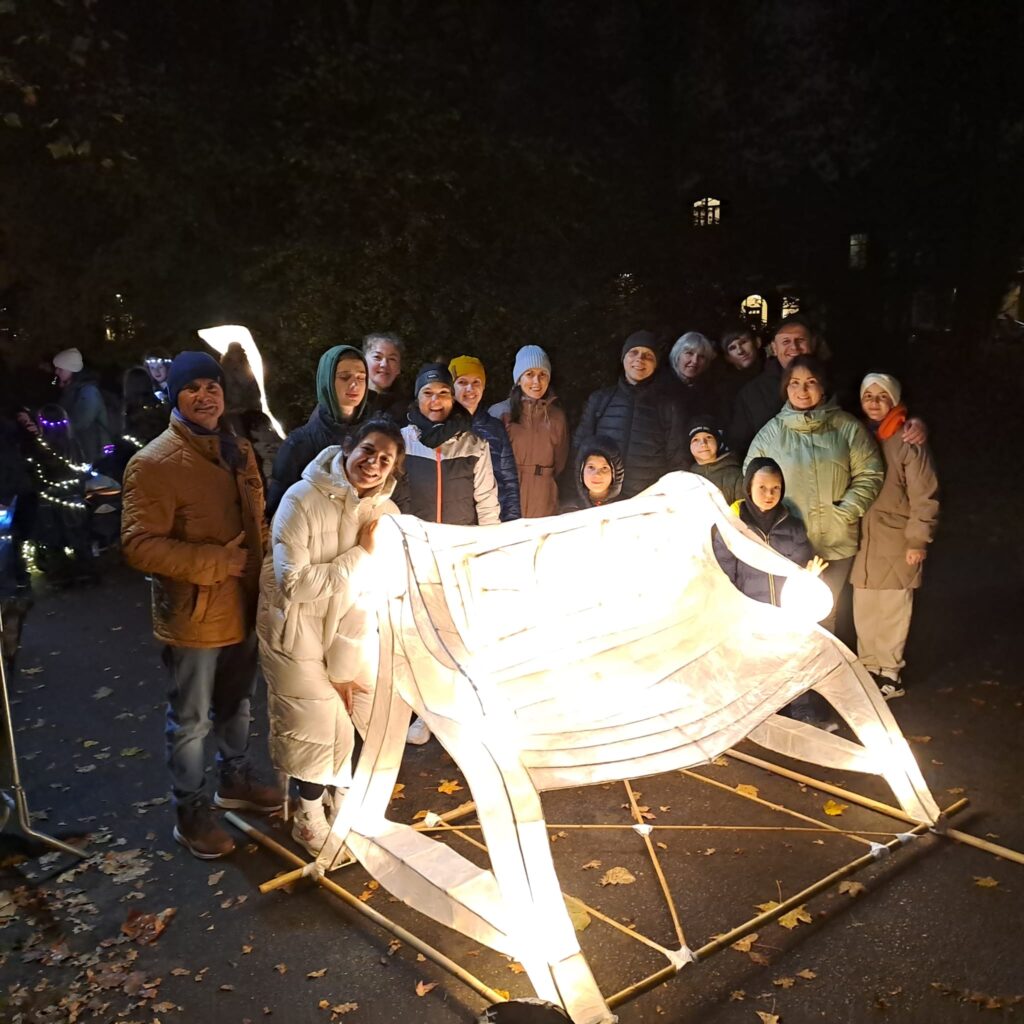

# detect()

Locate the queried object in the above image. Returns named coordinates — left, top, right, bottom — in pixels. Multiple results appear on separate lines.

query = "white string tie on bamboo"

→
left=869, top=842, right=890, bottom=859
left=632, top=823, right=653, bottom=837
left=666, top=945, right=696, bottom=969
left=895, top=831, right=918, bottom=845
left=424, top=811, right=443, bottom=827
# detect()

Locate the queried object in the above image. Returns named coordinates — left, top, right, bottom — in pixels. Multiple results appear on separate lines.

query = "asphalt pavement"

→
left=1, top=492, right=1021, bottom=1024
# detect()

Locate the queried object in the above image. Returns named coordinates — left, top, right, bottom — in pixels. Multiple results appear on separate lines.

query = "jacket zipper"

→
left=435, top=448, right=443, bottom=523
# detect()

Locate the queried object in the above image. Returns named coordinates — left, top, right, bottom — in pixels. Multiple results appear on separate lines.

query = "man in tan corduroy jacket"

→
left=122, top=351, right=282, bottom=859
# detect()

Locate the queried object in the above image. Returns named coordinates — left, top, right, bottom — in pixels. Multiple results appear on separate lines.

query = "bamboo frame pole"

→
left=623, top=779, right=688, bottom=949
left=680, top=767, right=875, bottom=847
left=419, top=823, right=905, bottom=836
left=727, top=748, right=1024, bottom=866
left=435, top=812, right=682, bottom=960
left=605, top=798, right=968, bottom=1011
left=225, top=811, right=508, bottom=1006
left=256, top=799, right=481, bottom=894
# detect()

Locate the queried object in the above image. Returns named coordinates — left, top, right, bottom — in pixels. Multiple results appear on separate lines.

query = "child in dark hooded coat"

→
left=560, top=436, right=625, bottom=512
left=712, top=456, right=821, bottom=607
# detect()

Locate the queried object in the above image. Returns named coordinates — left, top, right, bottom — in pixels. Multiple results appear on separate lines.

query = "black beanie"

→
left=687, top=414, right=725, bottom=442
left=168, top=351, right=225, bottom=409
left=414, top=362, right=453, bottom=396
left=621, top=330, right=659, bottom=363
left=744, top=456, right=786, bottom=502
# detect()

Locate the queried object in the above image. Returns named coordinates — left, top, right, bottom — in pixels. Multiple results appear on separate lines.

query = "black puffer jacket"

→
left=729, top=359, right=784, bottom=454
left=574, top=377, right=686, bottom=498
left=266, top=405, right=359, bottom=519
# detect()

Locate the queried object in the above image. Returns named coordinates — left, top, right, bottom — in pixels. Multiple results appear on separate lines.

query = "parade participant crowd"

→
left=2, top=314, right=939, bottom=859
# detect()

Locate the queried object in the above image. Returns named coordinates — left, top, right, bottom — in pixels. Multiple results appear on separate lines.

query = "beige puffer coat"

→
left=851, top=431, right=939, bottom=590
left=122, top=416, right=266, bottom=648
left=256, top=446, right=398, bottom=785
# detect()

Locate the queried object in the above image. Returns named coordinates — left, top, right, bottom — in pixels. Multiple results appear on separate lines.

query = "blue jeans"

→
left=163, top=633, right=257, bottom=806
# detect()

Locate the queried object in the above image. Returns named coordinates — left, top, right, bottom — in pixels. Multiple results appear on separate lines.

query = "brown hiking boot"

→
left=214, top=763, right=284, bottom=813
left=173, top=802, right=235, bottom=860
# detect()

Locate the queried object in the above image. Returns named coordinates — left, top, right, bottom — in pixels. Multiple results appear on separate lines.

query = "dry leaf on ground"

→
left=437, top=779, right=462, bottom=795
left=564, top=895, right=591, bottom=932
left=730, top=932, right=758, bottom=953
left=838, top=881, right=866, bottom=897
left=748, top=951, right=770, bottom=966
left=508, top=962, right=526, bottom=974
left=757, top=901, right=811, bottom=929
left=330, top=1004, right=358, bottom=1015
left=907, top=735, right=931, bottom=743
left=581, top=859, right=602, bottom=870
left=730, top=990, right=746, bottom=1001
left=599, top=866, right=636, bottom=886
left=822, top=800, right=847, bottom=816
left=973, top=876, right=999, bottom=888
left=207, top=870, right=224, bottom=887
left=796, top=969, right=817, bottom=980
left=274, top=963, right=288, bottom=975
left=756, top=1012, right=781, bottom=1024
left=774, top=977, right=795, bottom=988
left=735, top=783, right=759, bottom=798
left=415, top=981, right=437, bottom=996
left=390, top=783, right=405, bottom=800
left=121, top=907, right=176, bottom=944
left=307, top=968, right=327, bottom=978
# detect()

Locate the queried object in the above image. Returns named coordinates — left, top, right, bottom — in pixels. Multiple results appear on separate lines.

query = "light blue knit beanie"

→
left=512, top=345, right=551, bottom=385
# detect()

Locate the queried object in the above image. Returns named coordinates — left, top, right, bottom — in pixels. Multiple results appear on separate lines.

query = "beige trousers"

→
left=852, top=587, right=914, bottom=680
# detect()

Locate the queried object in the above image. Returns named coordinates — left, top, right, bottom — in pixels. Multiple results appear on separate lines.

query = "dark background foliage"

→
left=2, top=0, right=1023, bottom=423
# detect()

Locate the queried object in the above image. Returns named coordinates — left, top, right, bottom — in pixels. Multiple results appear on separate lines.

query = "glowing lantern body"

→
left=320, top=472, right=938, bottom=1024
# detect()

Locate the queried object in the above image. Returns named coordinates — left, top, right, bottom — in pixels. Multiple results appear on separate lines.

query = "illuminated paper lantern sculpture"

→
left=320, top=472, right=939, bottom=1024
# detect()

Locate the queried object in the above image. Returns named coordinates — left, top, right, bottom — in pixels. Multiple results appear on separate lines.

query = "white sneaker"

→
left=407, top=716, right=432, bottom=745
left=879, top=679, right=906, bottom=700
left=291, top=807, right=333, bottom=856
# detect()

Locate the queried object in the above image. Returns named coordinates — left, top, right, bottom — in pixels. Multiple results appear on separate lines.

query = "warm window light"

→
left=197, top=325, right=286, bottom=438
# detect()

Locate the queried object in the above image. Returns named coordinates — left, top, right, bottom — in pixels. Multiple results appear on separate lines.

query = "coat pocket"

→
left=190, top=585, right=211, bottom=623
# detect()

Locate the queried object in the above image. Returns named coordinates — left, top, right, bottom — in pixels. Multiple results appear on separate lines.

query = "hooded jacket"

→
left=851, top=427, right=939, bottom=590
left=122, top=415, right=266, bottom=648
left=489, top=393, right=569, bottom=518
left=574, top=376, right=686, bottom=499
left=712, top=457, right=815, bottom=607
left=560, top=436, right=625, bottom=512
left=256, top=446, right=398, bottom=783
left=265, top=346, right=368, bottom=518
left=745, top=398, right=883, bottom=560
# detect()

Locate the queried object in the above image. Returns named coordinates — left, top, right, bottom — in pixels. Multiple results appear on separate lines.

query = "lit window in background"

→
left=849, top=232, right=868, bottom=270
left=781, top=295, right=801, bottom=317
left=741, top=293, right=768, bottom=326
left=692, top=197, right=721, bottom=227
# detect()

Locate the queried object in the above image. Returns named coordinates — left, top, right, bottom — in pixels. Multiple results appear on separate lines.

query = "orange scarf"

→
left=877, top=404, right=908, bottom=441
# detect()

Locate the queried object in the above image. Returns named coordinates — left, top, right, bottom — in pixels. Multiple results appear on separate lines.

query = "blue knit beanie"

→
left=512, top=345, right=551, bottom=385
left=168, top=351, right=225, bottom=409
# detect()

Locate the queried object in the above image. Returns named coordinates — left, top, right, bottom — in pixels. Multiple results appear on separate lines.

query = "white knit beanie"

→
left=52, top=347, right=84, bottom=373
left=860, top=372, right=901, bottom=406
left=512, top=345, right=551, bottom=385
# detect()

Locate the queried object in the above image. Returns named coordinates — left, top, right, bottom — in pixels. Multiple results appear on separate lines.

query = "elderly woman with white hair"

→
left=851, top=372, right=939, bottom=700
left=664, top=330, right=722, bottom=425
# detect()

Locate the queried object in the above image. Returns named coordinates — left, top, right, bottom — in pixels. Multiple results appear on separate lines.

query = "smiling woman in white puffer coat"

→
left=256, top=418, right=405, bottom=856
